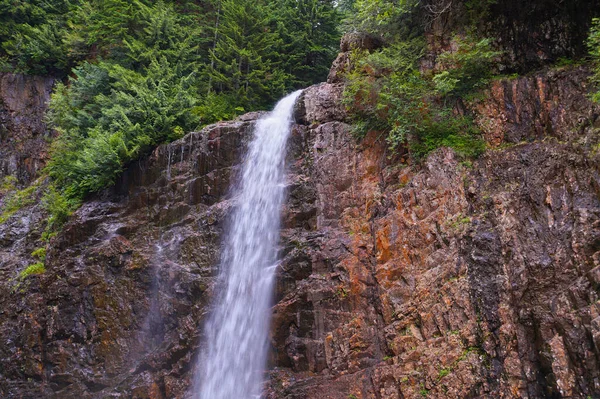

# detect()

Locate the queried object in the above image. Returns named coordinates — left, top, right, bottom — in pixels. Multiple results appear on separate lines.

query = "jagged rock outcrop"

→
left=0, top=117, right=258, bottom=398
left=2, top=13, right=600, bottom=399
left=265, top=66, right=600, bottom=398
left=0, top=73, right=54, bottom=186
left=472, top=66, right=596, bottom=146
left=328, top=32, right=383, bottom=84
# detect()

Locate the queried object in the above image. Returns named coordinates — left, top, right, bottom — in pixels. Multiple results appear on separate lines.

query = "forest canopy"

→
left=0, top=0, right=341, bottom=206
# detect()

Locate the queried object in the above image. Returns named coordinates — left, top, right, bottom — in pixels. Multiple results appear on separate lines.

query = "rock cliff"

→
left=0, top=73, right=54, bottom=186
left=2, top=12, right=600, bottom=399
left=267, top=68, right=600, bottom=399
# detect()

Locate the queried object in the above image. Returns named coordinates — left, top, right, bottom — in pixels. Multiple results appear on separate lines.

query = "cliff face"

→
left=2, top=13, right=600, bottom=399
left=267, top=69, right=600, bottom=399
left=0, top=116, right=258, bottom=398
left=424, top=0, right=600, bottom=73
left=0, top=73, right=54, bottom=186
left=1, top=65, right=599, bottom=399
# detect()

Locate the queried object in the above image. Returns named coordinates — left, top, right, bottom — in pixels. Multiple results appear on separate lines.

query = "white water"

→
left=193, top=90, right=303, bottom=399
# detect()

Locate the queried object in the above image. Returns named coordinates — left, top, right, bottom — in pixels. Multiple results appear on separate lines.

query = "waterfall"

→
left=193, top=90, right=303, bottom=399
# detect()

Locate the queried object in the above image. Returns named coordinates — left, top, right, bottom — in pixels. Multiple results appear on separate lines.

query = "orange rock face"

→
left=2, top=57, right=600, bottom=399
left=267, top=66, right=600, bottom=399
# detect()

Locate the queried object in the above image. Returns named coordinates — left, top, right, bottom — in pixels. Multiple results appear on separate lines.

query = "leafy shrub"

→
left=19, top=262, right=46, bottom=279
left=588, top=17, right=600, bottom=102
left=344, top=35, right=492, bottom=159
left=0, top=178, right=41, bottom=223
left=192, top=92, right=244, bottom=125
left=41, top=184, right=79, bottom=240
left=31, top=247, right=47, bottom=262
left=433, top=36, right=500, bottom=97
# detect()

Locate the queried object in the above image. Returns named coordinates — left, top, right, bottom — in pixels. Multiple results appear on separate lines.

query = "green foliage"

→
left=433, top=36, right=500, bottom=97
left=438, top=368, right=451, bottom=378
left=343, top=0, right=422, bottom=40
left=47, top=56, right=200, bottom=200
left=0, top=0, right=75, bottom=74
left=340, top=1, right=504, bottom=160
left=0, top=179, right=41, bottom=224
left=65, top=0, right=140, bottom=60
left=0, top=0, right=341, bottom=212
left=3, top=21, right=70, bottom=74
left=206, top=0, right=290, bottom=109
left=0, top=175, right=17, bottom=195
left=193, top=92, right=243, bottom=125
left=588, top=18, right=600, bottom=102
left=408, top=112, right=486, bottom=159
left=344, top=36, right=490, bottom=159
left=273, top=0, right=341, bottom=87
left=41, top=184, right=79, bottom=239
left=31, top=247, right=47, bottom=262
left=19, top=262, right=46, bottom=279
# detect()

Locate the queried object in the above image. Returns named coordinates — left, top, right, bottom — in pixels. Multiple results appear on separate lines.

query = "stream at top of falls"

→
left=192, top=90, right=303, bottom=399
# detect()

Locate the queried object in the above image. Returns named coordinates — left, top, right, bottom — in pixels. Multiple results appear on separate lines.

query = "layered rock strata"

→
left=1, top=37, right=600, bottom=399
left=0, top=73, right=54, bottom=186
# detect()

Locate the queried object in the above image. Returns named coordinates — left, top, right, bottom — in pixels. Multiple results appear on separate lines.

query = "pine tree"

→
left=207, top=0, right=289, bottom=110
left=273, top=0, right=341, bottom=88
left=0, top=0, right=75, bottom=74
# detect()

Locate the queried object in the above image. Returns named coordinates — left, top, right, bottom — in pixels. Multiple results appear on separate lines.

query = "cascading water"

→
left=193, top=90, right=303, bottom=399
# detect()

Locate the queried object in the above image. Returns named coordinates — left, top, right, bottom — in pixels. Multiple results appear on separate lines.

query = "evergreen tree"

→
left=207, top=0, right=289, bottom=109
left=0, top=0, right=76, bottom=74
left=273, top=0, right=341, bottom=87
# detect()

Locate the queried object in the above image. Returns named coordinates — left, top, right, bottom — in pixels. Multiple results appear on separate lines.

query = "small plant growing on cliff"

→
left=41, top=184, right=79, bottom=240
left=18, top=247, right=48, bottom=280
left=0, top=175, right=17, bottom=195
left=588, top=18, right=600, bottom=102
left=438, top=367, right=451, bottom=379
left=337, top=286, right=349, bottom=299
left=31, top=247, right=47, bottom=262
left=0, top=178, right=42, bottom=224
left=18, top=262, right=46, bottom=279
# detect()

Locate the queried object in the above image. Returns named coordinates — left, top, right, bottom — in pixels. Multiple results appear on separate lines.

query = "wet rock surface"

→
left=1, top=63, right=600, bottom=399
left=0, top=119, right=255, bottom=398
left=0, top=73, right=55, bottom=186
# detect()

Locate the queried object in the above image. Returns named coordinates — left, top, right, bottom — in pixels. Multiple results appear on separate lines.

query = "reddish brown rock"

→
left=0, top=73, right=55, bottom=186
left=471, top=67, right=600, bottom=146
left=2, top=64, right=600, bottom=399
left=266, top=66, right=600, bottom=399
